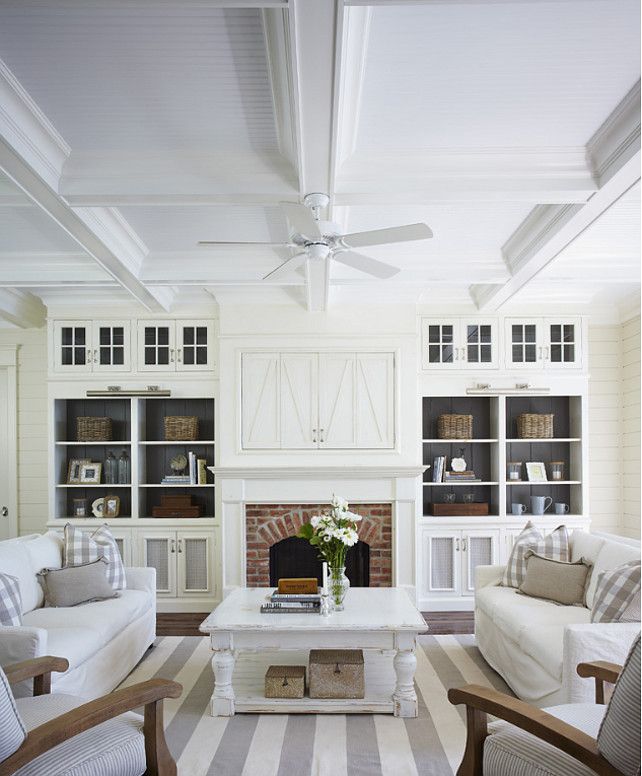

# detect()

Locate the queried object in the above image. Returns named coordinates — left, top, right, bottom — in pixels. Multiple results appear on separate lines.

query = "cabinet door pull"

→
left=93, top=348, right=99, bottom=364
left=543, top=345, right=550, bottom=361
left=170, top=348, right=175, bottom=363
left=177, top=539, right=183, bottom=553
left=455, top=538, right=460, bottom=552
left=319, top=428, right=324, bottom=443
left=177, top=348, right=183, bottom=363
left=312, top=428, right=317, bottom=443
left=462, top=538, right=467, bottom=551
left=460, top=347, right=466, bottom=362
left=538, top=346, right=543, bottom=360
left=170, top=539, right=176, bottom=553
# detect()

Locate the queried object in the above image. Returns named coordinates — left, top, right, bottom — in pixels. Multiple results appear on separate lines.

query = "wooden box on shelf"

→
left=429, top=503, right=489, bottom=516
left=152, top=494, right=203, bottom=518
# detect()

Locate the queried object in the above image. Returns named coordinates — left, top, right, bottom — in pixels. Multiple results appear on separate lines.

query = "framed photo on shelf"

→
left=79, top=462, right=102, bottom=485
left=526, top=461, right=548, bottom=482
left=103, top=495, right=120, bottom=518
left=67, top=458, right=90, bottom=484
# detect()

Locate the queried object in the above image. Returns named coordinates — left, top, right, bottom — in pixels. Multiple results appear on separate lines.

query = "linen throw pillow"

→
left=597, top=634, right=641, bottom=776
left=591, top=560, right=641, bottom=624
left=0, top=572, right=22, bottom=626
left=502, top=521, right=569, bottom=588
left=518, top=551, right=591, bottom=606
left=38, top=558, right=118, bottom=607
left=63, top=523, right=126, bottom=591
left=0, top=665, right=26, bottom=762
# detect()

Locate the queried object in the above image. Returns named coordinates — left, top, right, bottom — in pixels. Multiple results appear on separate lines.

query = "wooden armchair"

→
left=0, top=655, right=182, bottom=776
left=448, top=649, right=639, bottom=776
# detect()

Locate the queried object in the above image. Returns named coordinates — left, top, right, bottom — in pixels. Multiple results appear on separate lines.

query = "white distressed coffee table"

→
left=199, top=587, right=427, bottom=717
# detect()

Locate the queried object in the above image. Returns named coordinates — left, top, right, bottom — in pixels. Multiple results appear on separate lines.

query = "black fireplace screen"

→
left=269, top=536, right=370, bottom=587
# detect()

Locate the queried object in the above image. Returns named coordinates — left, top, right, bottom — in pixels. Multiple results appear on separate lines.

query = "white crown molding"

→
left=587, top=80, right=641, bottom=186
left=0, top=59, right=70, bottom=190
left=0, top=288, right=46, bottom=328
left=209, top=466, right=426, bottom=479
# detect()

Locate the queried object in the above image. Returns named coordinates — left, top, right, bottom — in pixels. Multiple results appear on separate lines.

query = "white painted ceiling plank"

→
left=0, top=288, right=45, bottom=328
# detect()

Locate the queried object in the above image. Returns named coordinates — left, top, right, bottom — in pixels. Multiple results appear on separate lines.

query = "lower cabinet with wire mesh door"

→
left=139, top=529, right=215, bottom=609
left=420, top=528, right=499, bottom=610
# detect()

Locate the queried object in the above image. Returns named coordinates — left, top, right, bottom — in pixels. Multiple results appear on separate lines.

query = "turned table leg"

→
left=393, top=648, right=418, bottom=717
left=211, top=648, right=236, bottom=716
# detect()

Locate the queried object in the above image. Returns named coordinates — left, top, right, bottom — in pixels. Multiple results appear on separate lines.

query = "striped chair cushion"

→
left=0, top=572, right=22, bottom=626
left=14, top=692, right=145, bottom=776
left=591, top=560, right=641, bottom=623
left=484, top=703, right=605, bottom=776
left=502, top=522, right=569, bottom=589
left=0, top=665, right=26, bottom=763
left=63, top=523, right=126, bottom=591
left=597, top=634, right=641, bottom=776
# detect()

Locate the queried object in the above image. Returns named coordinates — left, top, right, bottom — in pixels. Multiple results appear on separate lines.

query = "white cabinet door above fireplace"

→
left=281, top=353, right=318, bottom=448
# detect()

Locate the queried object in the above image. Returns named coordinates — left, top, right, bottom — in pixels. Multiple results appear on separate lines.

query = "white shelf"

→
left=139, top=483, right=213, bottom=488
left=138, top=440, right=215, bottom=446
left=505, top=480, right=581, bottom=486
left=424, top=481, right=498, bottom=486
left=56, top=484, right=132, bottom=488
left=506, top=438, right=581, bottom=443
left=422, top=438, right=498, bottom=443
left=56, top=441, right=132, bottom=446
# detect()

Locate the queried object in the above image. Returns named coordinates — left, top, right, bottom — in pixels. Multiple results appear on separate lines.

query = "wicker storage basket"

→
left=76, top=416, right=112, bottom=442
left=309, top=649, right=365, bottom=699
left=438, top=414, right=473, bottom=439
left=164, top=416, right=198, bottom=441
left=517, top=413, right=553, bottom=439
left=265, top=666, right=306, bottom=699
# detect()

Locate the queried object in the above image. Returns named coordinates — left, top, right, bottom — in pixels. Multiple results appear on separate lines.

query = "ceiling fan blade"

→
left=333, top=251, right=400, bottom=279
left=197, top=241, right=295, bottom=247
left=263, top=252, right=308, bottom=281
left=280, top=202, right=322, bottom=239
left=341, top=223, right=432, bottom=249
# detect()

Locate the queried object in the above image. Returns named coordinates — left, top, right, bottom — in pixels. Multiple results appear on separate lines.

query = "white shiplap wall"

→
left=621, top=315, right=641, bottom=539
left=588, top=325, right=623, bottom=534
left=0, top=327, right=48, bottom=536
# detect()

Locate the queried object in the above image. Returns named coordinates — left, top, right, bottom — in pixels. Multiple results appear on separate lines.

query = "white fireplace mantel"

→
left=212, top=465, right=426, bottom=602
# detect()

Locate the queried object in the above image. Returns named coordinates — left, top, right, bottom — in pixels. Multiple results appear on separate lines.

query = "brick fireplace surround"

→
left=245, top=503, right=393, bottom=587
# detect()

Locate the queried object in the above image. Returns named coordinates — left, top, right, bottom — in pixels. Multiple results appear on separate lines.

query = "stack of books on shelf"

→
left=161, top=452, right=208, bottom=485
left=260, top=589, right=321, bottom=614
left=443, top=471, right=481, bottom=482
left=432, top=456, right=481, bottom=483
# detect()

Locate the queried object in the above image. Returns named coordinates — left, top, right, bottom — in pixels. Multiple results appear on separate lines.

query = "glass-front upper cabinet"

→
left=421, top=319, right=497, bottom=369
left=52, top=320, right=131, bottom=373
left=504, top=318, right=582, bottom=370
left=137, top=320, right=214, bottom=372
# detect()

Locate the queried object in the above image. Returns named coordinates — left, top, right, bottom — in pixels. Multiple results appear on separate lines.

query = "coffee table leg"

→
left=393, top=649, right=418, bottom=717
left=211, top=649, right=236, bottom=716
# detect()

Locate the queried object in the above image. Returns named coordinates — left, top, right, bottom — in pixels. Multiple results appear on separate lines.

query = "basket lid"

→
left=265, top=665, right=306, bottom=678
left=309, top=649, right=364, bottom=664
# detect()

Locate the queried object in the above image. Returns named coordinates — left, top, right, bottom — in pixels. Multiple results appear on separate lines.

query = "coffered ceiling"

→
left=0, top=0, right=639, bottom=324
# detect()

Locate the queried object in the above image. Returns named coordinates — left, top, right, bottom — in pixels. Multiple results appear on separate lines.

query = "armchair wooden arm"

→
left=3, top=656, right=69, bottom=696
left=448, top=684, right=622, bottom=776
left=0, top=678, right=182, bottom=776
left=577, top=661, right=622, bottom=704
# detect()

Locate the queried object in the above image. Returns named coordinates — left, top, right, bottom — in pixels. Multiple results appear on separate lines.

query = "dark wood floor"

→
left=157, top=610, right=474, bottom=637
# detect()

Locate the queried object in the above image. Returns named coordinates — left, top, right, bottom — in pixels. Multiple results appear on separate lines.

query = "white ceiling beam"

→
left=0, top=288, right=46, bottom=328
left=471, top=84, right=641, bottom=311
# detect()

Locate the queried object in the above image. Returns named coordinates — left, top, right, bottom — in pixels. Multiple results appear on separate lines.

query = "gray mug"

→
left=511, top=503, right=527, bottom=515
left=531, top=495, right=553, bottom=515
left=554, top=503, right=570, bottom=515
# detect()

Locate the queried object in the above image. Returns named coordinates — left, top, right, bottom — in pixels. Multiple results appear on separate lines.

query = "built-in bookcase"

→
left=52, top=396, right=215, bottom=521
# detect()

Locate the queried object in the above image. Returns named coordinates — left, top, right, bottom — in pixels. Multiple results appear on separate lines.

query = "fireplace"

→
left=245, top=503, right=392, bottom=587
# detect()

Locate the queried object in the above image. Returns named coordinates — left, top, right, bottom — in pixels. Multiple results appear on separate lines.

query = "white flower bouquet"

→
left=297, top=495, right=362, bottom=569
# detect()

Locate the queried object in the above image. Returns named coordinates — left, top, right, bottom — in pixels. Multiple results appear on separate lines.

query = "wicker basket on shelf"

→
left=517, top=413, right=553, bottom=439
left=437, top=414, right=473, bottom=440
left=76, top=417, right=112, bottom=442
left=164, top=416, right=198, bottom=441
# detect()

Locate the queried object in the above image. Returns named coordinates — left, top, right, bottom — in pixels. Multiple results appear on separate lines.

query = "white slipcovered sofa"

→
left=0, top=531, right=156, bottom=699
left=475, top=530, right=640, bottom=707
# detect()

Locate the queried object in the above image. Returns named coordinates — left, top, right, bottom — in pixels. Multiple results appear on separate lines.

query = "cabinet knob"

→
left=170, top=349, right=176, bottom=363
left=1, top=506, right=7, bottom=517
left=177, top=539, right=183, bottom=553
left=455, top=538, right=460, bottom=552
left=177, top=348, right=183, bottom=363
left=319, top=428, right=324, bottom=443
left=170, top=539, right=176, bottom=553
left=462, top=538, right=467, bottom=552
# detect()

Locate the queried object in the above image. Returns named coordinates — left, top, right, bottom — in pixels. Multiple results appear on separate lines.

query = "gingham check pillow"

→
left=63, top=523, right=126, bottom=591
left=591, top=560, right=641, bottom=623
left=0, top=572, right=22, bottom=626
left=502, top=521, right=569, bottom=588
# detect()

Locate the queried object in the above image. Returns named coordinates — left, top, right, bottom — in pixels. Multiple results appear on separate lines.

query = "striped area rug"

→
left=121, top=635, right=511, bottom=776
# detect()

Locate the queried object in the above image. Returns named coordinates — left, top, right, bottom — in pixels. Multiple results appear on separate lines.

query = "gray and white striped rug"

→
left=121, top=635, right=511, bottom=776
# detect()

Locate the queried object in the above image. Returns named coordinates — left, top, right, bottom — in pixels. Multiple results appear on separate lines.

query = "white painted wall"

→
left=0, top=327, right=48, bottom=536
left=621, top=315, right=641, bottom=539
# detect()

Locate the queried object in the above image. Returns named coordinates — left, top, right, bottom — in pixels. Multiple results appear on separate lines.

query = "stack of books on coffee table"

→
left=260, top=590, right=321, bottom=614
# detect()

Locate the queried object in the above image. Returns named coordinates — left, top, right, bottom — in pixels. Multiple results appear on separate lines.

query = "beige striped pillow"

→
left=502, top=522, right=569, bottom=589
left=591, top=560, right=641, bottom=624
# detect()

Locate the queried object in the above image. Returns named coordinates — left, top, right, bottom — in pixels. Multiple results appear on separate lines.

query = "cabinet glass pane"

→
left=428, top=345, right=440, bottom=363
left=196, top=326, right=207, bottom=345
left=525, top=325, right=536, bottom=343
left=145, top=346, right=155, bottom=365
left=62, top=347, right=72, bottom=365
left=441, top=345, right=453, bottom=363
left=564, top=325, right=574, bottom=342
left=550, top=324, right=561, bottom=342
left=480, top=325, right=491, bottom=343
left=158, top=347, right=170, bottom=365
left=145, top=327, right=156, bottom=345
left=99, top=327, right=110, bottom=345
left=113, top=327, right=124, bottom=346
left=74, top=327, right=85, bottom=345
left=183, top=327, right=194, bottom=345
left=512, top=344, right=523, bottom=362
left=442, top=326, right=453, bottom=343
left=431, top=538, right=454, bottom=589
left=550, top=344, right=562, bottom=362
left=480, top=344, right=492, bottom=362
left=100, top=346, right=111, bottom=364
left=158, top=328, right=169, bottom=346
left=74, top=347, right=86, bottom=365
left=428, top=325, right=440, bottom=343
left=184, top=539, right=208, bottom=591
left=468, top=344, right=479, bottom=362
left=564, top=344, right=574, bottom=362
left=113, top=347, right=124, bottom=365
left=196, top=346, right=207, bottom=365
left=146, top=539, right=170, bottom=591
left=62, top=327, right=73, bottom=346
left=512, top=325, right=522, bottom=343
left=466, top=325, right=479, bottom=343
left=183, top=347, right=194, bottom=365
left=525, top=344, right=537, bottom=362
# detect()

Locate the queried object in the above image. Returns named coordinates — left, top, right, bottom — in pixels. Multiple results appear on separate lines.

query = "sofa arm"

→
left=563, top=622, right=640, bottom=703
left=125, top=566, right=156, bottom=597
left=475, top=564, right=505, bottom=590
left=0, top=626, right=48, bottom=698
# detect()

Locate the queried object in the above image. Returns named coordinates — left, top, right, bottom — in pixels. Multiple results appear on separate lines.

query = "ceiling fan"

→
left=198, top=193, right=433, bottom=281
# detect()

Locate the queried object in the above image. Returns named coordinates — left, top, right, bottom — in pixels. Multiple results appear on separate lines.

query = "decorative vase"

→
left=328, top=565, right=350, bottom=611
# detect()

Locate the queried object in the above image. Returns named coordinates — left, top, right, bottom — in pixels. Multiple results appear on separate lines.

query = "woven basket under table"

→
left=517, top=413, right=553, bottom=439
left=76, top=416, right=112, bottom=442
left=437, top=414, right=473, bottom=440
left=164, top=416, right=198, bottom=441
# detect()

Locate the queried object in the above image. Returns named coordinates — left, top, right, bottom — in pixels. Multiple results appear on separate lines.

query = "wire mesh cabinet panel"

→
left=423, top=531, right=460, bottom=596
left=177, top=532, right=214, bottom=596
left=141, top=532, right=177, bottom=596
left=462, top=530, right=499, bottom=595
